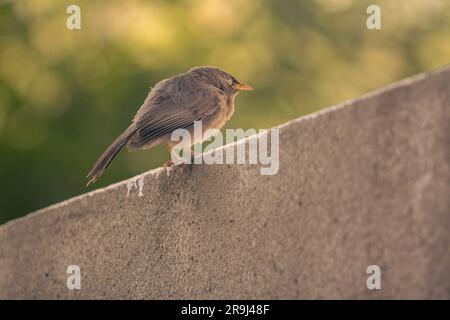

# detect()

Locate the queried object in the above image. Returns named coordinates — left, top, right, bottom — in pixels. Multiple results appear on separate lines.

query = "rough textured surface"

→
left=0, top=67, right=449, bottom=299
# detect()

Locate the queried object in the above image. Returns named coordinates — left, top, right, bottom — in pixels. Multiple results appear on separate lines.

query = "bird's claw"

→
left=164, top=160, right=175, bottom=168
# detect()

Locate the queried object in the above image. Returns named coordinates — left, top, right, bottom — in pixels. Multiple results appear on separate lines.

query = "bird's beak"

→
left=234, top=83, right=253, bottom=91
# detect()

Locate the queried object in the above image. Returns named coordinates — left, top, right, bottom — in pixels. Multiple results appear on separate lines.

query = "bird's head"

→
left=188, top=66, right=253, bottom=96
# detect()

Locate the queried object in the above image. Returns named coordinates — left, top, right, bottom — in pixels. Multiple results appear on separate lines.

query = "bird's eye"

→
left=227, top=79, right=233, bottom=86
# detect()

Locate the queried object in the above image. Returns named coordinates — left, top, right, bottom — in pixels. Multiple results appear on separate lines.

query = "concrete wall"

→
left=0, top=67, right=449, bottom=299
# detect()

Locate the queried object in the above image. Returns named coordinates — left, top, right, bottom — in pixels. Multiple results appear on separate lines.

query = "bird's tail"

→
left=86, top=126, right=136, bottom=186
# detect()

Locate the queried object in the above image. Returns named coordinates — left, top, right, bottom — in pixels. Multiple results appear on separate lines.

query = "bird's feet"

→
left=164, top=160, right=175, bottom=168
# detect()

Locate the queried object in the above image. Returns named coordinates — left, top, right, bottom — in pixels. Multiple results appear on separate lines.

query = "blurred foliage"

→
left=0, top=0, right=449, bottom=224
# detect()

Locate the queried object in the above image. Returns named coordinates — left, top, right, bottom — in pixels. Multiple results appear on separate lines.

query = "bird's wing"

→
left=128, top=85, right=221, bottom=150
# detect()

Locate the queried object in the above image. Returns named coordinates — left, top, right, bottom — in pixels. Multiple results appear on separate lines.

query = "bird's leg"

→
left=183, top=149, right=196, bottom=164
left=164, top=144, right=199, bottom=174
left=164, top=144, right=177, bottom=167
left=165, top=143, right=193, bottom=166
left=188, top=148, right=198, bottom=164
left=190, top=143, right=205, bottom=164
left=164, top=160, right=174, bottom=168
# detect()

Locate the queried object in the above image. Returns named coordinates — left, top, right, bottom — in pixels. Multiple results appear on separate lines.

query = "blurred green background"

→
left=1, top=0, right=449, bottom=224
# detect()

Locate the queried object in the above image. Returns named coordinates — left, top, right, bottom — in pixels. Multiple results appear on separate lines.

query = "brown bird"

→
left=86, top=66, right=253, bottom=186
